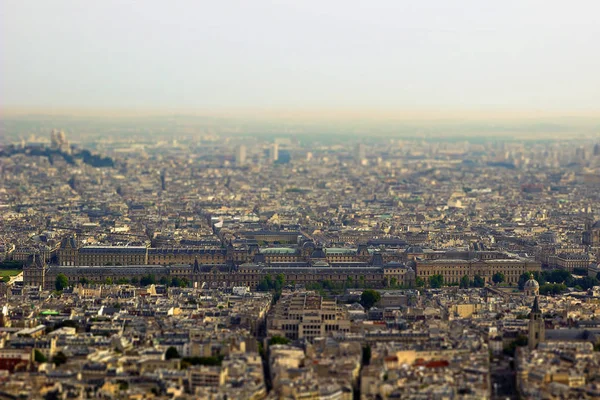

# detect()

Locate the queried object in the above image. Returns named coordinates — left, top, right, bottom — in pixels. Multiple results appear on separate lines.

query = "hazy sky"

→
left=2, top=0, right=600, bottom=111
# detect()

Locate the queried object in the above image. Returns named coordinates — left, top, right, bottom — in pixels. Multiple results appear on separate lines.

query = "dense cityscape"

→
left=4, top=0, right=600, bottom=398
left=0, top=125, right=599, bottom=399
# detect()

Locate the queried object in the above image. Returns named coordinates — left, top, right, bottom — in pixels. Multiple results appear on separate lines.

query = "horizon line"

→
left=3, top=106, right=600, bottom=120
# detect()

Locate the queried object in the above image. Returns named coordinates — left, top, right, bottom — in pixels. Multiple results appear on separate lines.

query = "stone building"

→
left=267, top=293, right=351, bottom=341
left=555, top=252, right=590, bottom=272
left=77, top=246, right=148, bottom=266
left=415, top=252, right=541, bottom=286
left=58, top=235, right=78, bottom=266
left=22, top=254, right=46, bottom=288
left=12, top=245, right=56, bottom=264
left=583, top=219, right=600, bottom=246
left=148, top=248, right=227, bottom=265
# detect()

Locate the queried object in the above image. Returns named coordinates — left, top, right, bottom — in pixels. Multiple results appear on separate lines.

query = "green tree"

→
left=104, top=277, right=113, bottom=285
left=460, top=275, right=471, bottom=289
left=140, top=274, right=156, bottom=286
left=165, top=346, right=180, bottom=360
left=346, top=276, right=353, bottom=289
left=180, top=277, right=190, bottom=288
left=539, top=283, right=568, bottom=295
left=415, top=277, right=425, bottom=288
left=34, top=349, right=47, bottom=363
left=574, top=276, right=598, bottom=290
left=130, top=277, right=139, bottom=285
left=79, top=277, right=89, bottom=285
left=518, top=273, right=530, bottom=290
left=257, top=274, right=273, bottom=291
left=55, top=274, right=69, bottom=291
left=503, top=335, right=528, bottom=357
left=492, top=272, right=505, bottom=285
left=268, top=336, right=291, bottom=346
left=275, top=273, right=286, bottom=291
left=360, top=289, right=381, bottom=309
left=170, top=277, right=181, bottom=287
left=52, top=351, right=68, bottom=366
left=159, top=276, right=169, bottom=285
left=472, top=275, right=485, bottom=288
left=429, top=274, right=444, bottom=289
left=116, top=278, right=129, bottom=285
left=389, top=277, right=398, bottom=288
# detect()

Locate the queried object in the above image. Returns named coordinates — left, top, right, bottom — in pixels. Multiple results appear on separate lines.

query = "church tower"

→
left=528, top=296, right=545, bottom=350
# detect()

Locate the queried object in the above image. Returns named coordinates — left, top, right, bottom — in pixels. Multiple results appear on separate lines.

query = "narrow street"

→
left=490, top=357, right=517, bottom=400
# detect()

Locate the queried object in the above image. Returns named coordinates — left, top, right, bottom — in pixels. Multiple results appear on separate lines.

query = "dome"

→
left=524, top=277, right=539, bottom=289
left=310, top=247, right=326, bottom=259
left=405, top=246, right=424, bottom=254
left=302, top=241, right=315, bottom=249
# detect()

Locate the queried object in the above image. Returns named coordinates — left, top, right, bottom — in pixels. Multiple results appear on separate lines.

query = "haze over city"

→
left=3, top=0, right=600, bottom=113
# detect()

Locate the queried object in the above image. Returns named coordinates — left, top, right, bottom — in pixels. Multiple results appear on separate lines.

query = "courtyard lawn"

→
left=0, top=270, right=22, bottom=279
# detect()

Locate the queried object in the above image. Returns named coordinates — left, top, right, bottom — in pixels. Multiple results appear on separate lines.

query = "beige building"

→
left=22, top=254, right=46, bottom=288
left=268, top=293, right=351, bottom=341
left=416, top=256, right=541, bottom=286
left=555, top=253, right=590, bottom=272
left=188, top=365, right=227, bottom=390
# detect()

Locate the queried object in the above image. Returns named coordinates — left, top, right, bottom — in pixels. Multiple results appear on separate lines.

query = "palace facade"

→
left=31, top=240, right=542, bottom=290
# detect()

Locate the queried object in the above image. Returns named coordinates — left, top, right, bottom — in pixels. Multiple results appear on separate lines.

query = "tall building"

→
left=355, top=143, right=366, bottom=163
left=528, top=296, right=545, bottom=350
left=583, top=217, right=600, bottom=246
left=269, top=143, right=279, bottom=162
left=235, top=145, right=247, bottom=166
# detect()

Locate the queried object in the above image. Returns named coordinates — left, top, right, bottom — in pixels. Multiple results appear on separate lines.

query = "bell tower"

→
left=528, top=296, right=545, bottom=350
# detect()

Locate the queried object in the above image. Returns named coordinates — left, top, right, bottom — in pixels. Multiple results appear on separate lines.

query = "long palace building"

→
left=23, top=237, right=541, bottom=290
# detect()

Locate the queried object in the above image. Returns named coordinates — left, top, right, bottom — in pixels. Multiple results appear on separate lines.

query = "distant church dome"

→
left=524, top=275, right=539, bottom=296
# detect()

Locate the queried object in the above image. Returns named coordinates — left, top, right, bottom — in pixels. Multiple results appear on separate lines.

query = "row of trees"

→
left=55, top=273, right=190, bottom=291
left=518, top=270, right=600, bottom=294
left=420, top=273, right=489, bottom=289
left=0, top=260, right=24, bottom=270
left=256, top=273, right=286, bottom=292
left=256, top=273, right=287, bottom=302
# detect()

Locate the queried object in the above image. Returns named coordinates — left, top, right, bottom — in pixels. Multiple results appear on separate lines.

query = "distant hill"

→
left=0, top=144, right=114, bottom=168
